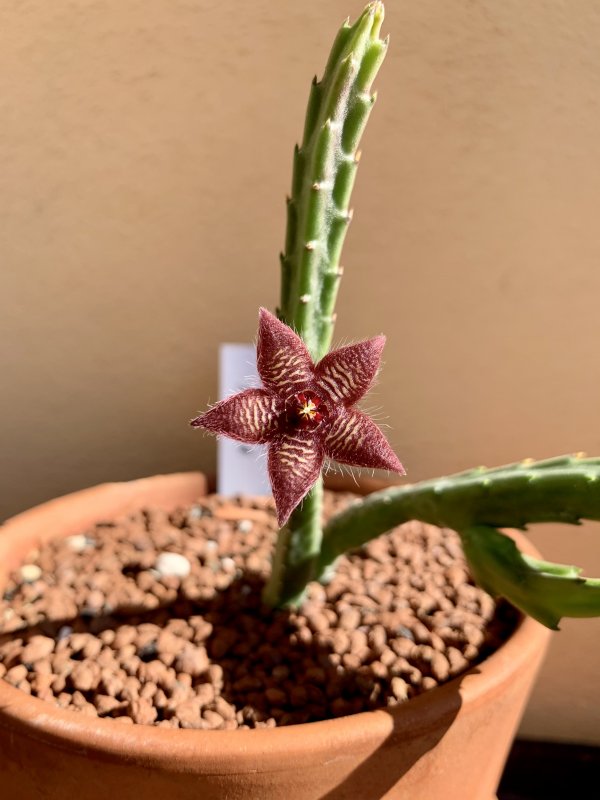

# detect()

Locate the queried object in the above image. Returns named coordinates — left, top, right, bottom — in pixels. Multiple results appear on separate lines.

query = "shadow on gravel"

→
left=2, top=571, right=437, bottom=726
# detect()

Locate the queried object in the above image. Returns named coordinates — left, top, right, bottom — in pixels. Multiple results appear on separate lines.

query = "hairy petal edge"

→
left=268, top=433, right=324, bottom=526
left=191, top=388, right=281, bottom=444
left=324, top=407, right=405, bottom=473
left=315, top=336, right=385, bottom=406
left=257, top=308, right=315, bottom=398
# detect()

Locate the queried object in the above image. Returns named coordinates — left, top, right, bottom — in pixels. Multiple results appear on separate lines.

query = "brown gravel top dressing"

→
left=0, top=492, right=517, bottom=730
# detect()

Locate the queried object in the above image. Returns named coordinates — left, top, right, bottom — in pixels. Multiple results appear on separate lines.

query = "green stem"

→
left=461, top=525, right=600, bottom=629
left=262, top=478, right=323, bottom=608
left=265, top=3, right=388, bottom=609
left=321, top=456, right=600, bottom=563
left=316, top=455, right=600, bottom=628
left=278, top=2, right=387, bottom=359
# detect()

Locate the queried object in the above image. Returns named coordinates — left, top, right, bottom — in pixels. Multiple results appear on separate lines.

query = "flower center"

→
left=287, top=391, right=327, bottom=429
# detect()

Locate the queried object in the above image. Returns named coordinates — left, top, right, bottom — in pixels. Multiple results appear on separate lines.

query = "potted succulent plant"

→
left=1, top=3, right=599, bottom=799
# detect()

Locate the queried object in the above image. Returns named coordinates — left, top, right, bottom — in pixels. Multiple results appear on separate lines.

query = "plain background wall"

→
left=1, top=0, right=599, bottom=744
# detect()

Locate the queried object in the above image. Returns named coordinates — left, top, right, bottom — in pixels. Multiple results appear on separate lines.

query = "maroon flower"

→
left=191, top=308, right=405, bottom=526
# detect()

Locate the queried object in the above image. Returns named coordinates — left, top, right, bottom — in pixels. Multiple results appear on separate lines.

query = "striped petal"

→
left=268, top=433, right=324, bottom=526
left=324, top=408, right=405, bottom=473
left=257, top=308, right=314, bottom=399
left=191, top=389, right=281, bottom=444
left=315, top=336, right=385, bottom=406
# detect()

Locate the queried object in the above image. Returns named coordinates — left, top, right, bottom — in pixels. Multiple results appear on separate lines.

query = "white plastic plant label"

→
left=217, top=344, right=270, bottom=496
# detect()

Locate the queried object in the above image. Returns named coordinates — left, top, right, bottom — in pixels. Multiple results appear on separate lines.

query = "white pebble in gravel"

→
left=154, top=552, right=191, bottom=579
left=65, top=534, right=95, bottom=552
left=19, top=564, right=42, bottom=583
left=237, top=520, right=253, bottom=533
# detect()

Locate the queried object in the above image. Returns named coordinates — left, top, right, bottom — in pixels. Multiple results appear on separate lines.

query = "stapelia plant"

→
left=192, top=2, right=600, bottom=628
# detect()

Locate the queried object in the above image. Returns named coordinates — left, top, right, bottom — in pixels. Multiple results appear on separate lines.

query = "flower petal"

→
left=268, top=433, right=324, bottom=526
left=257, top=308, right=314, bottom=399
left=191, top=389, right=281, bottom=444
left=315, top=336, right=385, bottom=406
left=324, top=408, right=405, bottom=473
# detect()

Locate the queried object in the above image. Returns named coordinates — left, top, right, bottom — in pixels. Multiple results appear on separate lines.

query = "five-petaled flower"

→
left=191, top=308, right=405, bottom=526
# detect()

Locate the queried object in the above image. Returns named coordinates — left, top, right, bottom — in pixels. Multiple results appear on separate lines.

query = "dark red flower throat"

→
left=287, top=391, right=327, bottom=429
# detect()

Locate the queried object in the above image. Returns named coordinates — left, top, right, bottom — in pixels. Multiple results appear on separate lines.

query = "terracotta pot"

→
left=0, top=472, right=551, bottom=800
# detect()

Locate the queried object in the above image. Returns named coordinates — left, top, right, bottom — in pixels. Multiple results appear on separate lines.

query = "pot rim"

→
left=0, top=472, right=551, bottom=774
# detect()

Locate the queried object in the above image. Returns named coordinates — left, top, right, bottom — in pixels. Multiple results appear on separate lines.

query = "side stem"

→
left=315, top=455, right=600, bottom=628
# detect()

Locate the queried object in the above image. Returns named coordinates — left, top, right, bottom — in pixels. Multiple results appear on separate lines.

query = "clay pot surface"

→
left=0, top=472, right=551, bottom=800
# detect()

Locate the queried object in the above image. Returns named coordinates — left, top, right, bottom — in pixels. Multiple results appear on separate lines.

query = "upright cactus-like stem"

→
left=279, top=1, right=387, bottom=360
left=317, top=455, right=600, bottom=628
left=263, top=3, right=388, bottom=608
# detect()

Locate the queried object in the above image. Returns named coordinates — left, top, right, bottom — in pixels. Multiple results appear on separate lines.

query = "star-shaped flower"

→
left=191, top=308, right=405, bottom=526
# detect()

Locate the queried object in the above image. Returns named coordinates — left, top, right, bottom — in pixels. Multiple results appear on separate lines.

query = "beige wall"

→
left=1, top=1, right=599, bottom=743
